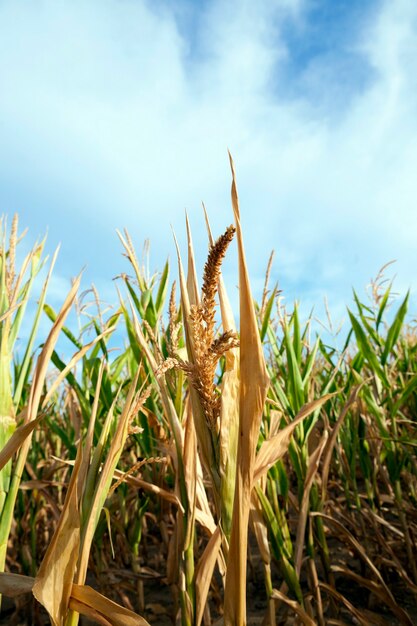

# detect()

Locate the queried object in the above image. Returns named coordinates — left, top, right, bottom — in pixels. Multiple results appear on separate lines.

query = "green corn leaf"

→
left=376, top=283, right=392, bottom=329
left=283, top=323, right=304, bottom=414
left=155, top=260, right=169, bottom=317
left=292, top=305, right=302, bottom=366
left=352, top=290, right=381, bottom=346
left=348, top=309, right=389, bottom=387
left=393, top=371, right=417, bottom=416
left=255, top=486, right=292, bottom=562
left=302, top=338, right=319, bottom=387
left=260, top=286, right=277, bottom=342
left=381, top=291, right=409, bottom=366
left=124, top=280, right=144, bottom=319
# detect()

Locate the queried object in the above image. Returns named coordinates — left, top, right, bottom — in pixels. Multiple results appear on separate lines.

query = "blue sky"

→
left=1, top=0, right=417, bottom=335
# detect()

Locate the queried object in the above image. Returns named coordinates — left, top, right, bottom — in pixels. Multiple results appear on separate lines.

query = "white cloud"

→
left=0, top=0, right=416, bottom=328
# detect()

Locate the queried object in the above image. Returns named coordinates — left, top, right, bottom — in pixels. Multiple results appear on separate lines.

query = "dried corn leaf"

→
left=113, top=469, right=183, bottom=511
left=195, top=454, right=217, bottom=534
left=313, top=512, right=405, bottom=614
left=172, top=231, right=196, bottom=362
left=254, top=394, right=335, bottom=484
left=185, top=213, right=200, bottom=307
left=250, top=491, right=271, bottom=566
left=331, top=565, right=413, bottom=625
left=321, top=386, right=361, bottom=501
left=0, top=413, right=43, bottom=471
left=195, top=525, right=222, bottom=626
left=250, top=494, right=276, bottom=626
left=294, top=431, right=328, bottom=576
left=70, top=583, right=151, bottom=626
left=42, top=330, right=114, bottom=408
left=26, top=274, right=82, bottom=425
left=270, top=589, right=316, bottom=626
left=32, top=441, right=82, bottom=626
left=224, top=154, right=269, bottom=625
left=183, top=398, right=197, bottom=550
left=319, top=582, right=382, bottom=626
left=219, top=364, right=240, bottom=541
left=195, top=507, right=217, bottom=535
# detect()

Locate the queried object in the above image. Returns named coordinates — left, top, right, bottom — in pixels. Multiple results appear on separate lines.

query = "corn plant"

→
left=0, top=166, right=416, bottom=625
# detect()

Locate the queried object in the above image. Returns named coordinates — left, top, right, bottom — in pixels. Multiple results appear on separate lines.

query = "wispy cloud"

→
left=0, top=0, right=416, bottom=326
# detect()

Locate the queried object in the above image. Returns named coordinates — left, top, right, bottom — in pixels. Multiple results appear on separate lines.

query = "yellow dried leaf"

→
left=195, top=526, right=222, bottom=626
left=254, top=394, right=335, bottom=484
left=183, top=398, right=197, bottom=550
left=42, top=330, right=114, bottom=408
left=250, top=491, right=271, bottom=566
left=294, top=431, right=328, bottom=576
left=33, top=443, right=81, bottom=626
left=321, top=385, right=361, bottom=501
left=270, top=589, right=316, bottom=626
left=70, top=584, right=151, bottom=626
left=185, top=212, right=200, bottom=306
left=113, top=469, right=184, bottom=511
left=0, top=413, right=43, bottom=472
left=26, top=274, right=82, bottom=425
left=224, top=153, right=270, bottom=626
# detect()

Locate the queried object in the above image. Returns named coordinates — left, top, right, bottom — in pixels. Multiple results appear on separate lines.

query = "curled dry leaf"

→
left=0, top=413, right=44, bottom=472
left=331, top=565, right=413, bottom=626
left=294, top=430, right=328, bottom=576
left=42, top=329, right=115, bottom=408
left=321, top=385, right=362, bottom=501
left=183, top=398, right=197, bottom=550
left=195, top=525, right=222, bottom=626
left=69, top=584, right=151, bottom=626
left=114, top=470, right=183, bottom=509
left=254, top=394, right=335, bottom=484
left=319, top=582, right=386, bottom=626
left=250, top=490, right=271, bottom=567
left=26, top=274, right=82, bottom=426
left=270, top=588, right=316, bottom=626
left=32, top=439, right=82, bottom=626
left=312, top=512, right=413, bottom=625
left=0, top=575, right=151, bottom=625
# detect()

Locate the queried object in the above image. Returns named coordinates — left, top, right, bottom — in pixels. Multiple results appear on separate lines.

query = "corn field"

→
left=1, top=161, right=417, bottom=625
